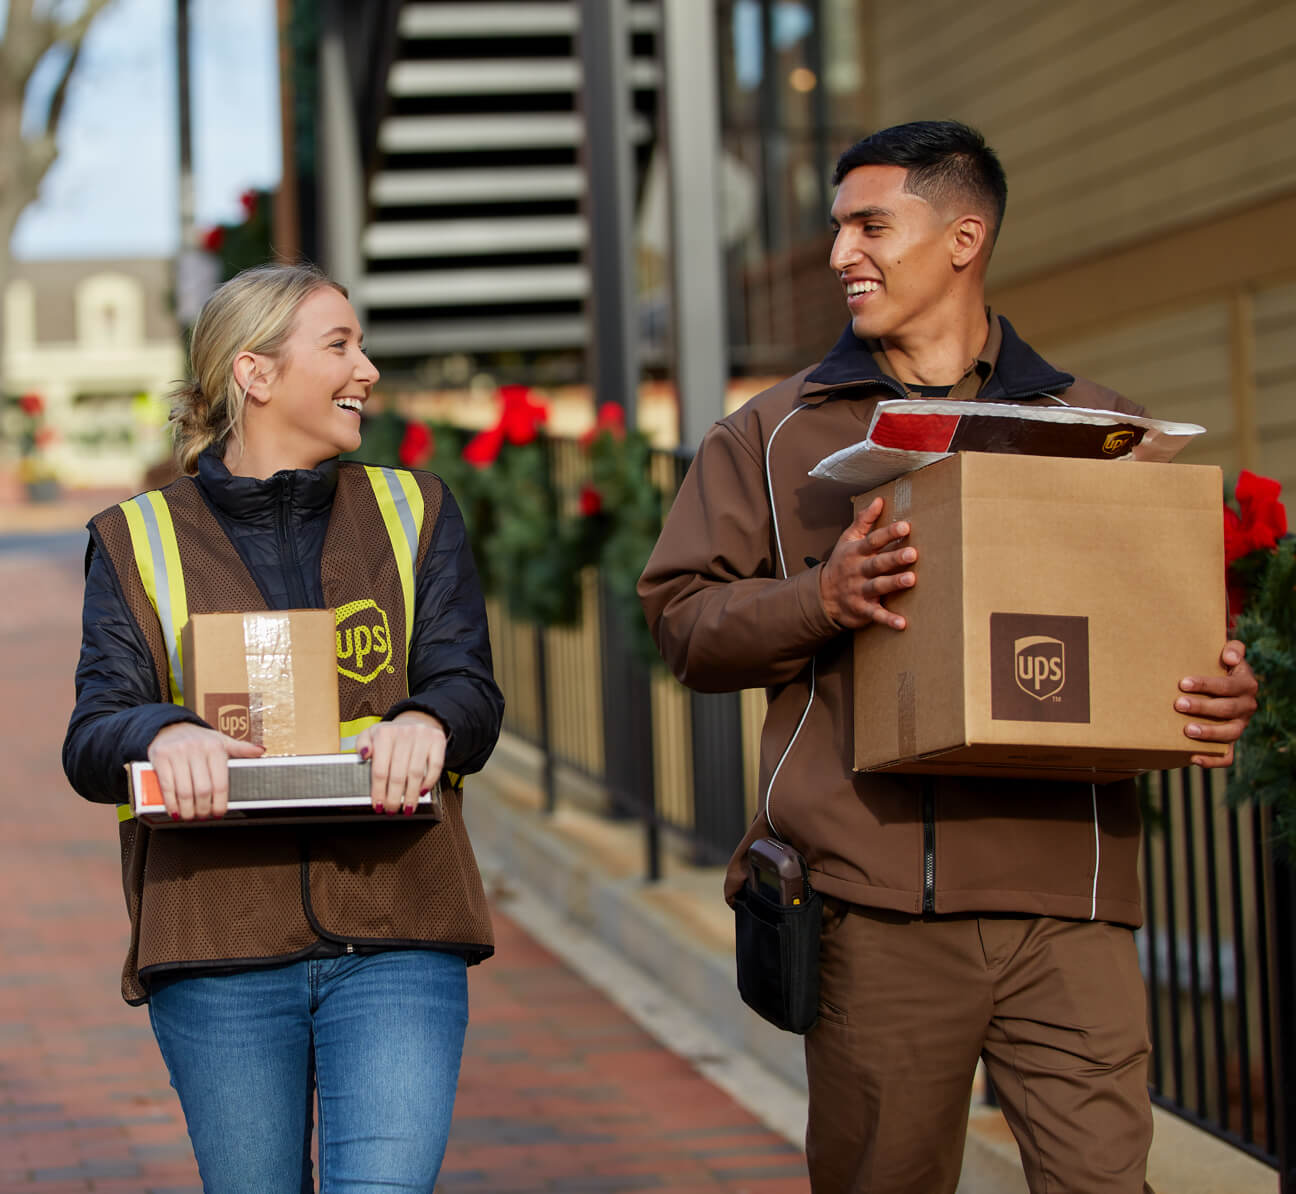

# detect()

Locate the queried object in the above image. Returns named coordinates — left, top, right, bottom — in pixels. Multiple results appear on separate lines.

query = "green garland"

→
left=348, top=407, right=661, bottom=653
left=1226, top=536, right=1296, bottom=849
left=584, top=418, right=664, bottom=666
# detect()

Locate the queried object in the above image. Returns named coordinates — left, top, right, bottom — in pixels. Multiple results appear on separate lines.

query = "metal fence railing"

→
left=1139, top=766, right=1294, bottom=1183
left=483, top=436, right=1292, bottom=1185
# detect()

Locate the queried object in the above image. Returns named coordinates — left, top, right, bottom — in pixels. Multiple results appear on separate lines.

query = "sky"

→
left=11, top=0, right=281, bottom=260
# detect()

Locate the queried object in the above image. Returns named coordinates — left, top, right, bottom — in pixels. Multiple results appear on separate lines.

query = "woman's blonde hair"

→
left=169, top=263, right=347, bottom=474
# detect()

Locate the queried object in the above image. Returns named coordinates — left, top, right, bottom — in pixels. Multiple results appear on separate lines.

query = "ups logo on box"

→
left=204, top=693, right=256, bottom=741
left=336, top=598, right=394, bottom=683
left=990, top=613, right=1091, bottom=724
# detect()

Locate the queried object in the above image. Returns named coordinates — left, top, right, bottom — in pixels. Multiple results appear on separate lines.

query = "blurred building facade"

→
left=2, top=260, right=181, bottom=488
left=285, top=0, right=1296, bottom=489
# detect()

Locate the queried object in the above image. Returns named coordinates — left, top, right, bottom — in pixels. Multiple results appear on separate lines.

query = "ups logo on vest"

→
left=990, top=613, right=1091, bottom=725
left=335, top=599, right=394, bottom=683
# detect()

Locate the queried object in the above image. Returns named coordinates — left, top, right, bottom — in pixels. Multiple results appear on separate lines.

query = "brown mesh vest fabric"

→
left=91, top=464, right=493, bottom=1004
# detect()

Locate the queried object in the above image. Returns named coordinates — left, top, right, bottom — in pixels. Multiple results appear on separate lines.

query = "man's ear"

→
left=950, top=213, right=989, bottom=269
left=233, top=352, right=271, bottom=404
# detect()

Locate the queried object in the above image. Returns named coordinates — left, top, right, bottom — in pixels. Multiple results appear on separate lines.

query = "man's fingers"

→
left=1179, top=672, right=1258, bottom=699
left=864, top=543, right=917, bottom=579
left=863, top=519, right=911, bottom=555
left=1183, top=716, right=1252, bottom=745
left=841, top=498, right=884, bottom=542
left=1176, top=693, right=1258, bottom=724
left=1194, top=745, right=1235, bottom=770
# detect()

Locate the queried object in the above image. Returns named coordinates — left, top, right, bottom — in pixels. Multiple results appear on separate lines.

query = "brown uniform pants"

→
left=805, top=903, right=1154, bottom=1194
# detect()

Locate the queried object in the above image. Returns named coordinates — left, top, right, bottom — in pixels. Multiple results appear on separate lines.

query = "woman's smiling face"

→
left=251, top=286, right=379, bottom=470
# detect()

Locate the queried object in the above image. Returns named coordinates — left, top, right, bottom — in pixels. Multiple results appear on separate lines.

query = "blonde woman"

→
left=63, top=263, right=502, bottom=1193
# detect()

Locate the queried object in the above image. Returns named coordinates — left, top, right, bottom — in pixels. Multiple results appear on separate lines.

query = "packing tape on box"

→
left=897, top=670, right=917, bottom=759
left=244, top=613, right=295, bottom=756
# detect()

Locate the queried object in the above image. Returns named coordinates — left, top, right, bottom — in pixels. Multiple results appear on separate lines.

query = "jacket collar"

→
left=195, top=448, right=339, bottom=524
left=802, top=313, right=1074, bottom=404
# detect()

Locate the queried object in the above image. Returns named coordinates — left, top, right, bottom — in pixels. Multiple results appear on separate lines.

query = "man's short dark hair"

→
left=832, top=120, right=1008, bottom=241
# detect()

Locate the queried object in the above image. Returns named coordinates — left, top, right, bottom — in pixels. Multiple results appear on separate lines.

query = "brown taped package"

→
left=852, top=452, right=1228, bottom=783
left=181, top=610, right=339, bottom=756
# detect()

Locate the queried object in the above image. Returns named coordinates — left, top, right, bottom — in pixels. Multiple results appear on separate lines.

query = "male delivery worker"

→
left=637, top=120, right=1258, bottom=1194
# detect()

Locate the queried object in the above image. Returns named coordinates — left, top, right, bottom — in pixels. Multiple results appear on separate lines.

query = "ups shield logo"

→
left=1102, top=429, right=1136, bottom=456
left=336, top=598, right=393, bottom=683
left=204, top=693, right=255, bottom=742
left=990, top=613, right=1091, bottom=724
left=1014, top=635, right=1066, bottom=701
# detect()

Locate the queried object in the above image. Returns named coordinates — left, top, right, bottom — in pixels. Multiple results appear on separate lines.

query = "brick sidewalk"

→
left=0, top=541, right=807, bottom=1193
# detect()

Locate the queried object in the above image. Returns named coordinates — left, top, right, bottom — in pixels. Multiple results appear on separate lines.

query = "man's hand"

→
left=147, top=722, right=265, bottom=821
left=819, top=497, right=917, bottom=630
left=1176, top=640, right=1258, bottom=768
left=357, top=710, right=448, bottom=815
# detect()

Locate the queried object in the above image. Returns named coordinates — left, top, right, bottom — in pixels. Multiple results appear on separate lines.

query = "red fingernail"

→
left=170, top=812, right=180, bottom=822
left=359, top=746, right=371, bottom=760
left=403, top=805, right=414, bottom=816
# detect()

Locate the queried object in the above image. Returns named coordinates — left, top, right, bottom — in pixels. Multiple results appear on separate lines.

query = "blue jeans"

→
left=147, top=949, right=469, bottom=1194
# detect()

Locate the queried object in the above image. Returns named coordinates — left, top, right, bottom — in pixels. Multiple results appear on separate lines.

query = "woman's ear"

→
left=233, top=352, right=271, bottom=404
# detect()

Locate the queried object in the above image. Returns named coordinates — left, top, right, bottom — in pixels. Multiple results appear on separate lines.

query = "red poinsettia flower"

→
left=202, top=225, right=225, bottom=253
left=497, top=385, right=549, bottom=446
left=240, top=189, right=259, bottom=219
left=398, top=421, right=434, bottom=468
left=579, top=484, right=603, bottom=517
left=18, top=393, right=43, bottom=416
left=1224, top=470, right=1288, bottom=623
left=463, top=424, right=506, bottom=469
left=1224, top=471, right=1287, bottom=566
left=579, top=401, right=627, bottom=449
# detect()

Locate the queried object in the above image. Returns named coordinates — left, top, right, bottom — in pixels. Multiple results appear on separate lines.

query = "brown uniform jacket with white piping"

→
left=639, top=315, right=1151, bottom=926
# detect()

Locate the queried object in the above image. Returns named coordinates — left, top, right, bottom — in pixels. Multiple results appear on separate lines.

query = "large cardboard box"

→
left=852, top=453, right=1228, bottom=782
left=182, top=610, right=339, bottom=756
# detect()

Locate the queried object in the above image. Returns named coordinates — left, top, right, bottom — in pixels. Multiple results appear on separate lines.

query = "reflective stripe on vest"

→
left=120, top=491, right=189, bottom=705
left=363, top=464, right=423, bottom=660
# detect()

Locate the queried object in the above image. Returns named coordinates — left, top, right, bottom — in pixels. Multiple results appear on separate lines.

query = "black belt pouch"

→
left=733, top=880, right=822, bottom=1034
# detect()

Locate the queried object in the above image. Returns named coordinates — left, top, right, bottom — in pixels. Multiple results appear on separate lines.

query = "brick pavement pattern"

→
left=0, top=534, right=807, bottom=1193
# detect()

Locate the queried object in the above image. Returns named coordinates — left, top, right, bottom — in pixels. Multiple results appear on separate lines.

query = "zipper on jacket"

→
left=921, top=778, right=935, bottom=913
left=277, top=481, right=309, bottom=607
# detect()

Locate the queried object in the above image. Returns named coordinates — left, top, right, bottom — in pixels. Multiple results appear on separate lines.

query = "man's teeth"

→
left=334, top=398, right=363, bottom=413
left=847, top=280, right=880, bottom=297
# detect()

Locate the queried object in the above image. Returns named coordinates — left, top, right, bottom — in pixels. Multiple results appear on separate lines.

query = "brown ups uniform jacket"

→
left=639, top=316, right=1149, bottom=927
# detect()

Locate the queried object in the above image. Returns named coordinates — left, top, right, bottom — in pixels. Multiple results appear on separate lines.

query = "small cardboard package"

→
left=182, top=610, right=339, bottom=756
left=127, top=755, right=443, bottom=826
left=852, top=452, right=1228, bottom=782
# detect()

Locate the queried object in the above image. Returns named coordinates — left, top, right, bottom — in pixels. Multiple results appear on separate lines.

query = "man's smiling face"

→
left=828, top=164, right=961, bottom=343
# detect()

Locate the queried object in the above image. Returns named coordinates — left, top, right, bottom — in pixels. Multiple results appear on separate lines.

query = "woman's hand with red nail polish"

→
left=355, top=712, right=447, bottom=816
